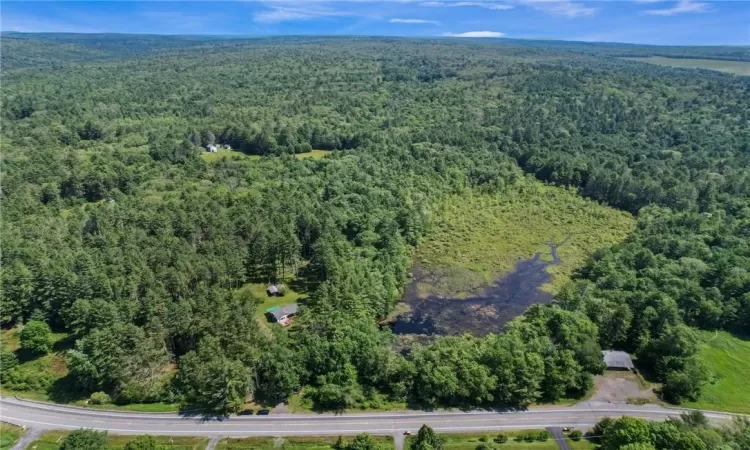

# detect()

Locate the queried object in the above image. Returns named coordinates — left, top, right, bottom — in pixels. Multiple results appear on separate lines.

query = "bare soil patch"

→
left=591, top=371, right=655, bottom=404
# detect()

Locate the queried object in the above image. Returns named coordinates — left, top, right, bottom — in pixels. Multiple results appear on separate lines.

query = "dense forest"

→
left=1, top=34, right=749, bottom=414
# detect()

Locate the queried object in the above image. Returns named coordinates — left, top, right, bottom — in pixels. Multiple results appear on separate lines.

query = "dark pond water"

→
left=392, top=237, right=570, bottom=337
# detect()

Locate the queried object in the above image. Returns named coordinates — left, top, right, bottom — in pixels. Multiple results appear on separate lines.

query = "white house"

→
left=206, top=144, right=218, bottom=153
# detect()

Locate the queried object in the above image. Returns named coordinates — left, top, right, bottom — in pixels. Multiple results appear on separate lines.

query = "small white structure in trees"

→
left=206, top=144, right=218, bottom=153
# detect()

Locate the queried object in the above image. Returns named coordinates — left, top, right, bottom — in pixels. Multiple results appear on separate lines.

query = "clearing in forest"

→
left=200, top=149, right=331, bottom=163
left=623, top=57, right=750, bottom=75
left=394, top=179, right=634, bottom=335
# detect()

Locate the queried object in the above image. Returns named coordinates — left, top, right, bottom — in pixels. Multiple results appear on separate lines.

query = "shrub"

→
left=60, top=429, right=107, bottom=450
left=89, top=392, right=112, bottom=405
left=124, top=435, right=160, bottom=450
left=480, top=435, right=491, bottom=442
left=570, top=430, right=583, bottom=441
left=20, top=321, right=52, bottom=354
left=496, top=433, right=508, bottom=443
left=536, top=431, right=550, bottom=441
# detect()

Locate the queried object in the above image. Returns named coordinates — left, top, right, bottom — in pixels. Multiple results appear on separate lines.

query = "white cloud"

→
left=254, top=1, right=366, bottom=23
left=632, top=0, right=666, bottom=3
left=420, top=1, right=514, bottom=10
left=643, top=0, right=711, bottom=15
left=518, top=0, right=596, bottom=18
left=443, top=30, right=505, bottom=37
left=390, top=18, right=441, bottom=24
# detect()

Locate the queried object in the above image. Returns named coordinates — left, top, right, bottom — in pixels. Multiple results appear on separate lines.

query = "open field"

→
left=28, top=431, right=207, bottom=450
left=295, top=149, right=331, bottom=160
left=416, top=179, right=635, bottom=297
left=406, top=430, right=595, bottom=450
left=216, top=435, right=394, bottom=449
left=0, top=422, right=26, bottom=450
left=201, top=149, right=261, bottom=162
left=201, top=149, right=330, bottom=163
left=623, top=57, right=750, bottom=75
left=683, top=331, right=750, bottom=414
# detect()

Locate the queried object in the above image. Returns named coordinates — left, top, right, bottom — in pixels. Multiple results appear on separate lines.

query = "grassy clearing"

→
left=0, top=422, right=26, bottom=450
left=0, top=327, right=71, bottom=400
left=216, top=435, right=394, bottom=449
left=201, top=149, right=330, bottom=163
left=29, top=432, right=207, bottom=450
left=683, top=331, right=750, bottom=414
left=417, top=179, right=635, bottom=296
left=623, top=57, right=750, bottom=76
left=201, top=150, right=261, bottom=162
left=295, top=149, right=331, bottom=160
left=407, top=430, right=564, bottom=450
left=236, top=281, right=308, bottom=332
left=567, top=437, right=597, bottom=450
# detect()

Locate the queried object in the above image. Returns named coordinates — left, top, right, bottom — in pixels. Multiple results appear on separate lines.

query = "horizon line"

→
left=3, top=31, right=749, bottom=48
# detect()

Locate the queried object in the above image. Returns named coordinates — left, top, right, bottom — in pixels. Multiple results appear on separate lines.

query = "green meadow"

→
left=416, top=179, right=635, bottom=297
left=683, top=331, right=750, bottom=414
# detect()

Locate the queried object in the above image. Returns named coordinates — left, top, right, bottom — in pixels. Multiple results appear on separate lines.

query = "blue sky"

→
left=2, top=1, right=748, bottom=45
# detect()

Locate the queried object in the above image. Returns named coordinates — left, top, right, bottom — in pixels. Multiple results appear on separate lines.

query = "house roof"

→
left=267, top=285, right=279, bottom=294
left=266, top=303, right=298, bottom=321
left=602, top=350, right=634, bottom=370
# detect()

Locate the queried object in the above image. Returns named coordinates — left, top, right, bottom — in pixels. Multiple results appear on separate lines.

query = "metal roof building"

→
left=602, top=350, right=635, bottom=370
left=266, top=304, right=298, bottom=322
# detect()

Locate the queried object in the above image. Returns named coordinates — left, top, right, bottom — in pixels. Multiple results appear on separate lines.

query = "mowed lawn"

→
left=623, top=57, right=750, bottom=76
left=28, top=432, right=207, bottom=450
left=683, top=331, right=750, bottom=414
left=406, top=430, right=595, bottom=450
left=216, top=435, right=394, bottom=449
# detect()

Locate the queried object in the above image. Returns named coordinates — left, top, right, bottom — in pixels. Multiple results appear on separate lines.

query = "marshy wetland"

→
left=393, top=180, right=635, bottom=336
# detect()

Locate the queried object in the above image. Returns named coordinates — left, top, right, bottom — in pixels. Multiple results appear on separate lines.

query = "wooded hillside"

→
left=2, top=35, right=749, bottom=413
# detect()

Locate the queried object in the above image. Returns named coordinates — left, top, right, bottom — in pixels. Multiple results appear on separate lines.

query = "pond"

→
left=392, top=237, right=570, bottom=336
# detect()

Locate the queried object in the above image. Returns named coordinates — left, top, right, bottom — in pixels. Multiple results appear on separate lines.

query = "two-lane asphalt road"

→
left=0, top=397, right=739, bottom=438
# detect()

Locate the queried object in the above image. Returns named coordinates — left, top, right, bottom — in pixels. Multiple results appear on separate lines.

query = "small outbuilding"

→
left=265, top=303, right=298, bottom=326
left=223, top=144, right=232, bottom=150
left=206, top=144, right=218, bottom=153
left=602, top=350, right=635, bottom=371
left=266, top=284, right=286, bottom=297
